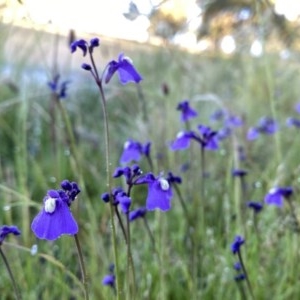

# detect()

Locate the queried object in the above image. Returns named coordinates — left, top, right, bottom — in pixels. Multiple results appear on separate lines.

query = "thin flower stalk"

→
left=74, top=234, right=89, bottom=300
left=0, top=248, right=21, bottom=300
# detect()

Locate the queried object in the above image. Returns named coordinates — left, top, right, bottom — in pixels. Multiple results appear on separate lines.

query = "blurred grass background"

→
left=1, top=11, right=300, bottom=299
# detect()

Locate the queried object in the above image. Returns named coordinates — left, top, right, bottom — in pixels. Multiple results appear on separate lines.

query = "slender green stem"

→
left=237, top=251, right=254, bottom=300
left=235, top=280, right=247, bottom=300
left=126, top=213, right=136, bottom=299
left=143, top=217, right=156, bottom=251
left=0, top=247, right=21, bottom=300
left=115, top=207, right=127, bottom=242
left=74, top=234, right=89, bottom=300
left=173, top=184, right=189, bottom=221
left=98, top=82, right=121, bottom=299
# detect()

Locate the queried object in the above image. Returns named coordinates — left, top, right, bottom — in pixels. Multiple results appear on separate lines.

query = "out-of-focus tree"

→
left=197, top=0, right=300, bottom=49
left=124, top=0, right=300, bottom=51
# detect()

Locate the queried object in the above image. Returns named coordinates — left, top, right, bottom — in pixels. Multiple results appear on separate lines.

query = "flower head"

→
left=231, top=235, right=245, bottom=254
left=286, top=117, right=300, bottom=128
left=246, top=201, right=263, bottom=213
left=264, top=187, right=293, bottom=207
left=166, top=171, right=182, bottom=185
left=232, top=169, right=248, bottom=177
left=197, top=125, right=219, bottom=150
left=247, top=117, right=278, bottom=140
left=135, top=173, right=173, bottom=211
left=31, top=184, right=80, bottom=240
left=0, top=225, right=21, bottom=245
left=120, top=140, right=142, bottom=164
left=48, top=75, right=70, bottom=99
left=170, top=131, right=192, bottom=151
left=105, top=53, right=142, bottom=85
left=70, top=38, right=100, bottom=56
left=129, top=207, right=147, bottom=221
left=176, top=100, right=198, bottom=122
left=102, top=274, right=115, bottom=288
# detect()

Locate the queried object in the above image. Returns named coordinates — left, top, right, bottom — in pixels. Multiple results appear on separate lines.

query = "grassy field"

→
left=1, top=22, right=300, bottom=300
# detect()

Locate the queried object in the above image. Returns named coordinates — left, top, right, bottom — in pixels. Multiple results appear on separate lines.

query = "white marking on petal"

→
left=123, top=56, right=133, bottom=64
left=176, top=131, right=185, bottom=138
left=45, top=197, right=56, bottom=213
left=124, top=141, right=130, bottom=149
left=159, top=178, right=169, bottom=191
left=269, top=187, right=277, bottom=195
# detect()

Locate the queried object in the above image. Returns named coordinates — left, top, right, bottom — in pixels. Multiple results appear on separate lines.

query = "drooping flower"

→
left=0, top=225, right=21, bottom=245
left=135, top=173, right=173, bottom=211
left=31, top=183, right=80, bottom=240
left=119, top=140, right=151, bottom=164
left=115, top=192, right=131, bottom=214
left=102, top=274, right=115, bottom=287
left=246, top=201, right=263, bottom=213
left=166, top=171, right=182, bottom=185
left=286, top=117, right=300, bottom=128
left=264, top=186, right=293, bottom=207
left=70, top=38, right=100, bottom=56
left=235, top=274, right=246, bottom=281
left=231, top=235, right=245, bottom=254
left=232, top=169, right=248, bottom=178
left=176, top=100, right=198, bottom=122
left=247, top=117, right=278, bottom=140
left=129, top=207, right=147, bottom=221
left=197, top=125, right=219, bottom=150
left=48, top=75, right=70, bottom=99
left=105, top=53, right=142, bottom=85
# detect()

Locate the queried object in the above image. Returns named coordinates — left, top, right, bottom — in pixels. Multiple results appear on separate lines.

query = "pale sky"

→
left=2, top=0, right=300, bottom=44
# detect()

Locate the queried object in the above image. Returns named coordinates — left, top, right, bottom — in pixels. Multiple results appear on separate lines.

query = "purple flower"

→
left=135, top=173, right=173, bottom=211
left=247, top=201, right=263, bottom=213
left=226, top=115, right=243, bottom=127
left=48, top=75, right=70, bottom=99
left=264, top=187, right=293, bottom=207
left=210, top=109, right=225, bottom=122
left=170, top=131, right=192, bottom=151
left=232, top=169, right=247, bottom=177
left=235, top=274, right=246, bottom=281
left=166, top=172, right=182, bottom=184
left=176, top=100, right=198, bottom=122
left=247, top=117, right=278, bottom=140
left=0, top=225, right=21, bottom=245
left=247, top=127, right=260, bottom=140
left=60, top=180, right=81, bottom=204
left=101, top=192, right=110, bottom=203
left=115, top=193, right=131, bottom=214
left=286, top=117, right=300, bottom=128
left=70, top=38, right=100, bottom=56
left=231, top=235, right=245, bottom=254
left=197, top=125, right=219, bottom=150
left=31, top=189, right=79, bottom=240
left=234, top=262, right=242, bottom=271
left=143, top=142, right=151, bottom=157
left=102, top=274, right=115, bottom=288
left=120, top=140, right=142, bottom=164
left=129, top=207, right=147, bottom=221
left=70, top=39, right=88, bottom=56
left=105, top=53, right=142, bottom=85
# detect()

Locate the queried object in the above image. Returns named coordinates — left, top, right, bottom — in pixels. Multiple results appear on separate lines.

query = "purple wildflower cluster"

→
left=31, top=180, right=80, bottom=240
left=71, top=38, right=142, bottom=85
